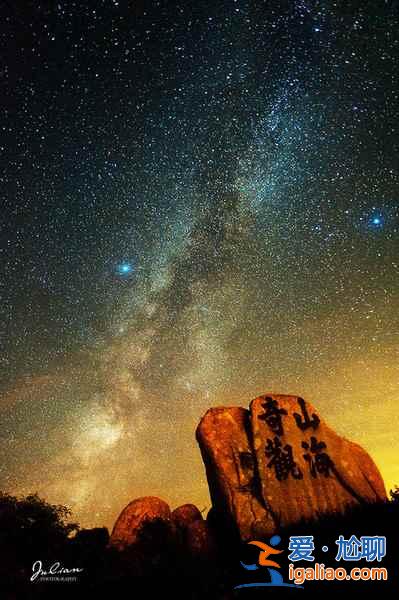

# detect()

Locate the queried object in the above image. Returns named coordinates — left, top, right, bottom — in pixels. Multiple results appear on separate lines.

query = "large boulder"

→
left=197, top=394, right=386, bottom=540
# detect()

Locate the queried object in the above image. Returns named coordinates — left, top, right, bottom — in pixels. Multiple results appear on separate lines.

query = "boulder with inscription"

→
left=197, top=395, right=387, bottom=541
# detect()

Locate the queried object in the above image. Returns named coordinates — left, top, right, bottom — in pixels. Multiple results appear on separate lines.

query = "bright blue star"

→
left=370, top=215, right=383, bottom=228
left=116, top=262, right=133, bottom=276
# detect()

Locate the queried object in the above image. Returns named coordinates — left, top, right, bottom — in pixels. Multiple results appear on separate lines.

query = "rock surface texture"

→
left=196, top=394, right=386, bottom=540
left=195, top=406, right=275, bottom=540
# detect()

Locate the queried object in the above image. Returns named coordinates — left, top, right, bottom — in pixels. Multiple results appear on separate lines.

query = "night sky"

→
left=1, top=1, right=398, bottom=528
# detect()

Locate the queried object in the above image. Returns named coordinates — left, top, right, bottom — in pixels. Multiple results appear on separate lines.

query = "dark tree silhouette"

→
left=0, top=491, right=79, bottom=582
left=390, top=485, right=399, bottom=503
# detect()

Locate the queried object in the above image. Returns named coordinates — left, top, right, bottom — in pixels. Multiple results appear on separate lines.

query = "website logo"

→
left=235, top=535, right=303, bottom=589
left=235, top=534, right=388, bottom=589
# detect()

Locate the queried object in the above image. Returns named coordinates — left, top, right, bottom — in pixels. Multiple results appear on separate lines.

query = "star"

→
left=116, top=262, right=133, bottom=276
left=370, top=215, right=383, bottom=228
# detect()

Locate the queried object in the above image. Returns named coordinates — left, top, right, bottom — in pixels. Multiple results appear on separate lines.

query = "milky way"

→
left=1, top=1, right=398, bottom=527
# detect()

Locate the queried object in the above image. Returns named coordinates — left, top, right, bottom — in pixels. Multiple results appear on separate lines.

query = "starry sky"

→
left=1, top=0, right=398, bottom=528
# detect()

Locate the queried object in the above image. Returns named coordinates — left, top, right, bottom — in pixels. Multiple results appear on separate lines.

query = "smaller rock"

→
left=109, top=496, right=173, bottom=551
left=185, top=520, right=216, bottom=561
left=172, top=503, right=203, bottom=530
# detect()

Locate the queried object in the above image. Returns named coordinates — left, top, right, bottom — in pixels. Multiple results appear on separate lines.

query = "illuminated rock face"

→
left=109, top=496, right=173, bottom=550
left=197, top=394, right=387, bottom=541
